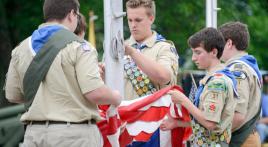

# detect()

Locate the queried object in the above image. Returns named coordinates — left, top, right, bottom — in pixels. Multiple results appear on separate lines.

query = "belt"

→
left=25, top=119, right=96, bottom=125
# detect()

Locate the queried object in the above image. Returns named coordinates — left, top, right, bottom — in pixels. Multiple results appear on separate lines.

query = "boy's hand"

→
left=168, top=90, right=187, bottom=104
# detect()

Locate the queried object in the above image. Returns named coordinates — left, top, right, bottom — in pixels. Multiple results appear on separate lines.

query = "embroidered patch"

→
left=214, top=73, right=223, bottom=77
left=232, top=70, right=247, bottom=80
left=81, top=42, right=91, bottom=52
left=207, top=80, right=226, bottom=91
left=209, top=103, right=216, bottom=112
left=170, top=46, right=178, bottom=56
left=234, top=63, right=243, bottom=69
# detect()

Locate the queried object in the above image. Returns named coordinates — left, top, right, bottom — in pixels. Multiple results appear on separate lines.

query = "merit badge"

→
left=124, top=63, right=130, bottom=70
left=134, top=71, right=140, bottom=77
left=127, top=69, right=132, bottom=75
left=144, top=78, right=150, bottom=84
left=132, top=79, right=137, bottom=85
left=129, top=74, right=135, bottom=80
left=137, top=89, right=143, bottom=95
left=137, top=76, right=142, bottom=82
left=139, top=81, right=145, bottom=87
left=142, top=86, right=148, bottom=92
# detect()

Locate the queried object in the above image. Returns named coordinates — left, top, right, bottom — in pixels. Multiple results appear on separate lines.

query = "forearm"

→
left=84, top=85, right=121, bottom=106
left=130, top=50, right=171, bottom=85
left=232, top=112, right=246, bottom=131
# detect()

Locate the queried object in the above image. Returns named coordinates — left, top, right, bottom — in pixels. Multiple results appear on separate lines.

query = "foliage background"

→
left=1, top=0, right=268, bottom=106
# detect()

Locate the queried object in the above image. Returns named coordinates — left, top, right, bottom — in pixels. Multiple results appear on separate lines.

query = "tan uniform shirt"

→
left=225, top=52, right=261, bottom=131
left=5, top=23, right=104, bottom=122
left=199, top=64, right=237, bottom=135
left=124, top=31, right=179, bottom=100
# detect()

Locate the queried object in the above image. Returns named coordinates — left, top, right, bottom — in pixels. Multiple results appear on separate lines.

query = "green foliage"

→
left=0, top=0, right=268, bottom=81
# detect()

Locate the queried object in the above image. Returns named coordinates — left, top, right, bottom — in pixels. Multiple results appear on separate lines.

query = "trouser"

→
left=21, top=123, right=103, bottom=147
left=241, top=131, right=261, bottom=147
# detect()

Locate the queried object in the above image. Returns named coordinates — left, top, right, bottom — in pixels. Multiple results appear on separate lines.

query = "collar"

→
left=200, top=63, right=225, bottom=85
left=225, top=52, right=248, bottom=65
left=38, top=22, right=69, bottom=30
left=128, top=31, right=158, bottom=48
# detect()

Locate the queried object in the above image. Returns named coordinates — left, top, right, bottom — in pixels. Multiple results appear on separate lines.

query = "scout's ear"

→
left=211, top=48, right=218, bottom=57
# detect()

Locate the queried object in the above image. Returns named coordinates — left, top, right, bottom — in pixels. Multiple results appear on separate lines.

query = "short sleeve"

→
left=5, top=50, right=24, bottom=102
left=201, top=77, right=228, bottom=123
left=75, top=43, right=104, bottom=94
left=157, top=42, right=179, bottom=85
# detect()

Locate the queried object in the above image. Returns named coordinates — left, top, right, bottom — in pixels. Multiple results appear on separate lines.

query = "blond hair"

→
left=126, top=0, right=155, bottom=17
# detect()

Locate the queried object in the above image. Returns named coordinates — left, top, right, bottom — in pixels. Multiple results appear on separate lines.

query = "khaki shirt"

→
left=124, top=31, right=179, bottom=100
left=5, top=23, right=104, bottom=122
left=225, top=52, right=261, bottom=131
left=198, top=64, right=237, bottom=134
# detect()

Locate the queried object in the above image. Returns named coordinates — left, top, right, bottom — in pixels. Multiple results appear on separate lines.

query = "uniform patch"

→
left=207, top=80, right=226, bottom=92
left=209, top=103, right=216, bottom=112
left=232, top=70, right=247, bottom=80
left=214, top=73, right=223, bottom=77
left=81, top=42, right=91, bottom=52
left=170, top=46, right=178, bottom=56
left=234, top=64, right=243, bottom=69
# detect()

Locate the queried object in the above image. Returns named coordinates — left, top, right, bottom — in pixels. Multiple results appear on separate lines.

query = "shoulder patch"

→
left=234, top=63, right=243, bottom=70
left=81, top=42, right=91, bottom=52
left=207, top=78, right=226, bottom=92
left=170, top=46, right=178, bottom=56
left=232, top=70, right=247, bottom=80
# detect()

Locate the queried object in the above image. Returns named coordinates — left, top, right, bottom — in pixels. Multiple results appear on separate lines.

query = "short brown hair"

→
left=188, top=27, right=225, bottom=59
left=126, top=0, right=156, bottom=17
left=74, top=14, right=87, bottom=36
left=43, top=0, right=80, bottom=22
left=218, top=21, right=250, bottom=51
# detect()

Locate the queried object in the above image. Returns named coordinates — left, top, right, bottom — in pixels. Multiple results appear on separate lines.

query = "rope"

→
left=110, top=31, right=124, bottom=60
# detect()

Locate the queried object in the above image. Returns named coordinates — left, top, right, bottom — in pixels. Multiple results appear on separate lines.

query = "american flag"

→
left=97, top=86, right=192, bottom=147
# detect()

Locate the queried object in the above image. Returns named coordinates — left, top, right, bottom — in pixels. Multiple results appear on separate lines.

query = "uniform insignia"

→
left=232, top=70, right=247, bottom=80
left=209, top=103, right=216, bottom=112
left=207, top=80, right=226, bottom=91
left=81, top=42, right=91, bottom=52
left=214, top=73, right=223, bottom=77
left=234, top=63, right=243, bottom=69
left=170, top=46, right=178, bottom=56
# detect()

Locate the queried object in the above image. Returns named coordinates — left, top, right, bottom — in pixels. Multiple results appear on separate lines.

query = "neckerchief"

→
left=194, top=68, right=238, bottom=107
left=227, top=55, right=262, bottom=87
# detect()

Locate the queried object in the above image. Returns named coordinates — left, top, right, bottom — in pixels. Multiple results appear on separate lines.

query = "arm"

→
left=259, top=117, right=268, bottom=124
left=5, top=50, right=24, bottom=103
left=125, top=44, right=171, bottom=85
left=160, top=115, right=190, bottom=131
left=84, top=85, right=121, bottom=106
left=232, top=112, right=246, bottom=131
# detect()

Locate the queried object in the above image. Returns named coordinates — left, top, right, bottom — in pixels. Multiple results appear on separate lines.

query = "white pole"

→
left=206, top=0, right=220, bottom=28
left=103, top=0, right=125, bottom=98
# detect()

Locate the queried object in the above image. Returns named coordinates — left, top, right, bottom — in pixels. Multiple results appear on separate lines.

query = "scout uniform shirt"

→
left=190, top=64, right=237, bottom=146
left=124, top=31, right=178, bottom=100
left=5, top=23, right=104, bottom=122
left=225, top=52, right=262, bottom=131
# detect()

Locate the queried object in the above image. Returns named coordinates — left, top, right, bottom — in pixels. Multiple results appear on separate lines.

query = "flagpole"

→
left=103, top=0, right=125, bottom=97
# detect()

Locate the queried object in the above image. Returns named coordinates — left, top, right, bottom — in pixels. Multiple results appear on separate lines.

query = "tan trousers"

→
left=241, top=131, right=261, bottom=147
left=21, top=123, right=103, bottom=147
